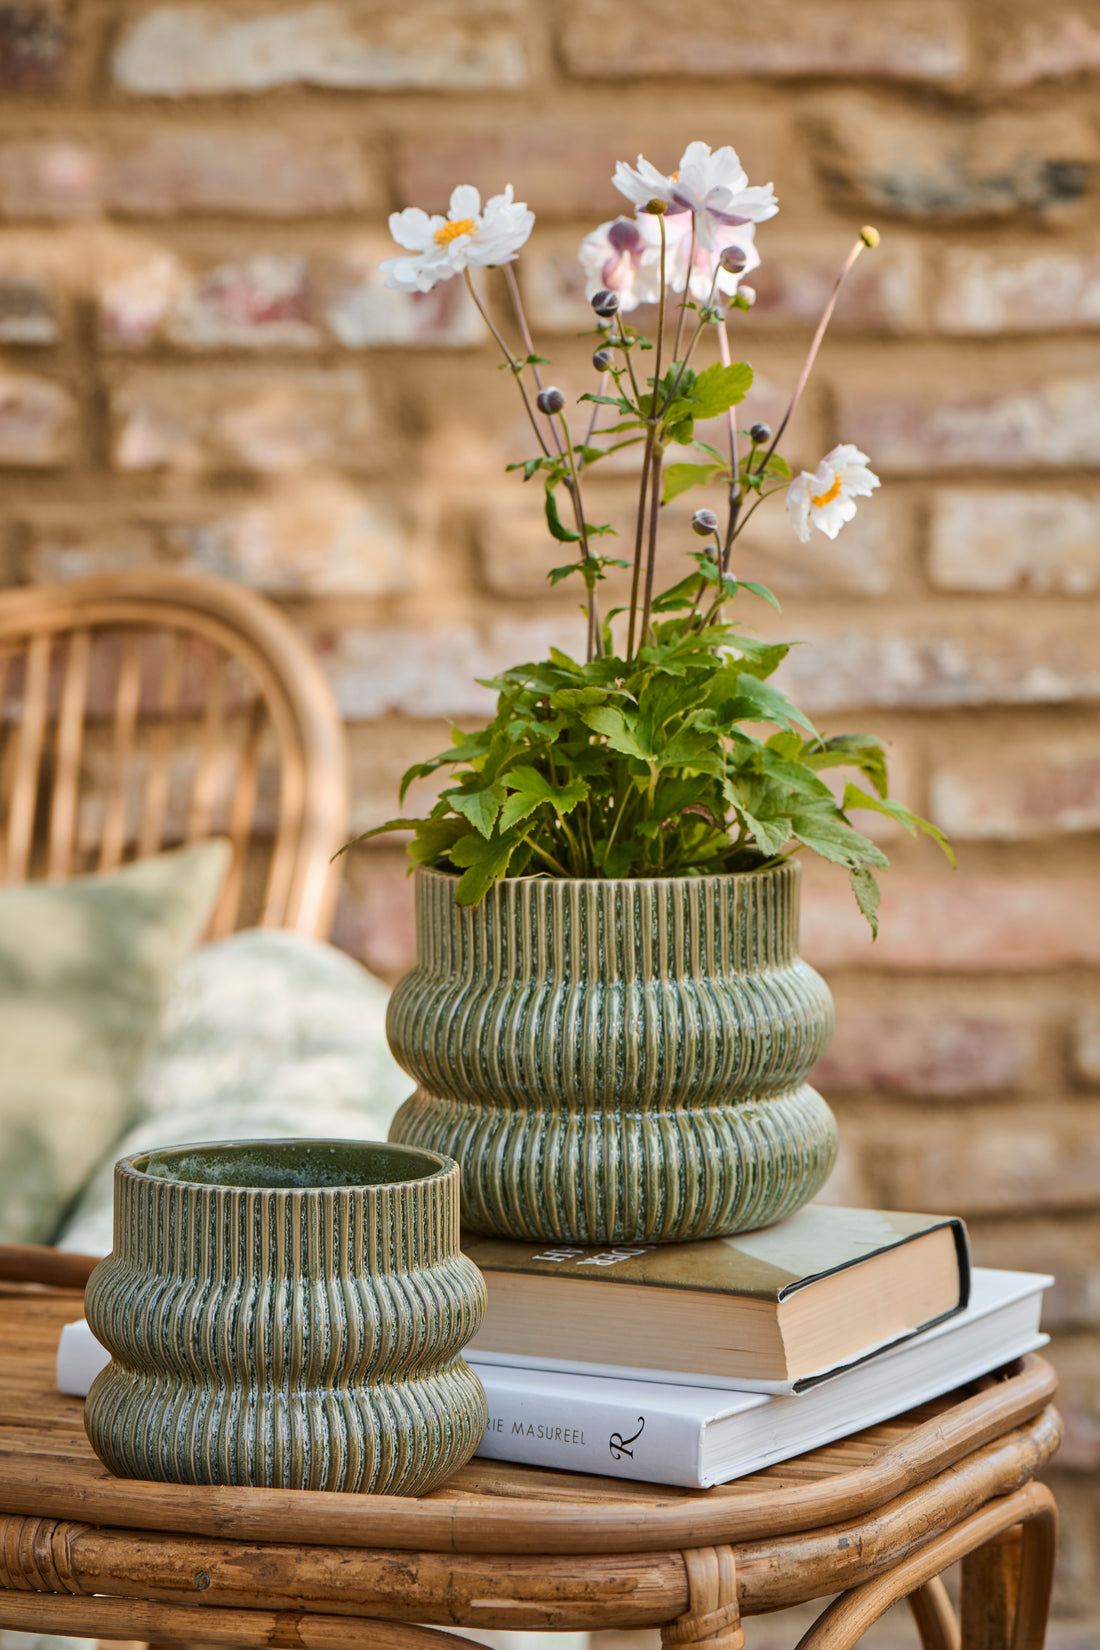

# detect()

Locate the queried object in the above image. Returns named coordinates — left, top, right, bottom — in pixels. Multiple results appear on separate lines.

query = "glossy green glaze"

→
left=386, top=862, right=838, bottom=1243
left=83, top=1139, right=487, bottom=1495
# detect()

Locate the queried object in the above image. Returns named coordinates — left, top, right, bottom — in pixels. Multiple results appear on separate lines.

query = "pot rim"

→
left=120, top=1137, right=455, bottom=1194
left=415, top=859, right=798, bottom=892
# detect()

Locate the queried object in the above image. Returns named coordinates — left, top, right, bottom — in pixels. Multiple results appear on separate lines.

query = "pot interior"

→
left=131, top=1139, right=445, bottom=1191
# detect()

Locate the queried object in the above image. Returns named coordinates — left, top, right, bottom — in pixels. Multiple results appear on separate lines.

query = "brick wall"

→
left=3, top=0, right=1099, bottom=1620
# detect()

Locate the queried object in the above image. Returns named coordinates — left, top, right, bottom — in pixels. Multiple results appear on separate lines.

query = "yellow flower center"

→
left=434, top=217, right=477, bottom=246
left=811, top=473, right=843, bottom=508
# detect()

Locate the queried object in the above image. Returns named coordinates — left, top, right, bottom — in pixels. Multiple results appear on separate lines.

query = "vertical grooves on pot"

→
left=388, top=864, right=838, bottom=1243
left=85, top=1151, right=487, bottom=1495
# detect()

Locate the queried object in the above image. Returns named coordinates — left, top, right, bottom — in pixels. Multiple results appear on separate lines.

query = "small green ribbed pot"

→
left=386, top=862, right=837, bottom=1244
left=83, top=1139, right=487, bottom=1495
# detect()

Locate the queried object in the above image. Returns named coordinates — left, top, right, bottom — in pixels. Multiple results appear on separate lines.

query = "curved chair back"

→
left=0, top=571, right=348, bottom=939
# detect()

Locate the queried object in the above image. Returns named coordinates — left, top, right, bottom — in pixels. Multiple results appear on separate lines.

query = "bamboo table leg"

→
left=791, top=1482, right=1056, bottom=1650
left=908, top=1577, right=960, bottom=1650
left=961, top=1524, right=1023, bottom=1650
left=662, top=1547, right=744, bottom=1650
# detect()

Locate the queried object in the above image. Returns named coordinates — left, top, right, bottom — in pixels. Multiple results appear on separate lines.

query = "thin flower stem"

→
left=521, top=835, right=571, bottom=878
left=615, top=313, right=643, bottom=405
left=557, top=409, right=603, bottom=660
left=650, top=214, right=668, bottom=418
left=669, top=216, right=696, bottom=365
left=626, top=426, right=655, bottom=662
left=584, top=370, right=609, bottom=444
left=716, top=320, right=741, bottom=573
left=600, top=782, right=633, bottom=873
left=656, top=263, right=722, bottom=421
left=755, top=235, right=869, bottom=476
left=502, top=263, right=545, bottom=389
left=639, top=443, right=664, bottom=646
left=464, top=269, right=550, bottom=458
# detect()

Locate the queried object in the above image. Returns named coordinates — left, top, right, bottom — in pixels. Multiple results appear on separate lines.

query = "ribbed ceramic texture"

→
left=387, top=863, right=838, bottom=1243
left=83, top=1140, right=487, bottom=1495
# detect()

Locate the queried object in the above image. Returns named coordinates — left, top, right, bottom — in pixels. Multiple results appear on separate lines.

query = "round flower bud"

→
left=749, top=422, right=771, bottom=445
left=592, top=348, right=614, bottom=372
left=644, top=198, right=667, bottom=215
left=536, top=386, right=566, bottom=415
left=718, top=245, right=747, bottom=275
left=860, top=225, right=880, bottom=249
left=691, top=509, right=720, bottom=537
left=591, top=288, right=620, bottom=317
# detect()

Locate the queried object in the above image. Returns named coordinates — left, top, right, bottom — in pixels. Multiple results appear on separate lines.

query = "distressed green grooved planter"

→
left=386, top=863, right=837, bottom=1243
left=83, top=1139, right=487, bottom=1495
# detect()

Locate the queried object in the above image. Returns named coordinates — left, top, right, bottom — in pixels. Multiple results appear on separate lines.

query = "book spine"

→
left=470, top=1365, right=706, bottom=1488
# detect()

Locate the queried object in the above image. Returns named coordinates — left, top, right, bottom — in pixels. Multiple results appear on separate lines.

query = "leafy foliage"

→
left=340, top=213, right=952, bottom=932
left=348, top=573, right=950, bottom=930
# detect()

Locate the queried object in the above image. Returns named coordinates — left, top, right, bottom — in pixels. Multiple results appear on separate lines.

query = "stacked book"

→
left=58, top=1204, right=1050, bottom=1490
left=461, top=1205, right=1050, bottom=1488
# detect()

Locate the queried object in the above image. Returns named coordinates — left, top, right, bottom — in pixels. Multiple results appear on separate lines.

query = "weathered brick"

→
left=397, top=112, right=793, bottom=225
left=113, top=2, right=526, bottom=96
left=0, top=371, right=75, bottom=465
left=96, top=243, right=482, bottom=351
left=931, top=738, right=1100, bottom=841
left=330, top=848, right=417, bottom=982
left=993, top=12, right=1100, bottom=89
left=0, top=140, right=101, bottom=220
left=929, top=490, right=1100, bottom=595
left=559, top=0, right=968, bottom=82
left=25, top=481, right=412, bottom=596
left=812, top=98, right=1097, bottom=220
left=477, top=481, right=898, bottom=600
left=106, top=129, right=373, bottom=218
left=311, top=617, right=568, bottom=719
left=522, top=233, right=923, bottom=336
left=801, top=872, right=1100, bottom=972
left=970, top=1220, right=1100, bottom=1330
left=0, top=0, right=66, bottom=90
left=109, top=365, right=373, bottom=476
left=1073, top=1011, right=1100, bottom=1087
left=311, top=243, right=483, bottom=348
left=346, top=718, right=458, bottom=836
left=937, top=247, right=1100, bottom=333
left=774, top=614, right=1100, bottom=713
left=1054, top=1355, right=1100, bottom=1470
left=837, top=374, right=1100, bottom=471
left=0, top=271, right=58, bottom=343
left=882, top=1119, right=1100, bottom=1215
left=810, top=1009, right=1031, bottom=1097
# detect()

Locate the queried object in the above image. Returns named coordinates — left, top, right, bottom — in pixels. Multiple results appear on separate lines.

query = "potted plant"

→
left=351, top=142, right=951, bottom=1244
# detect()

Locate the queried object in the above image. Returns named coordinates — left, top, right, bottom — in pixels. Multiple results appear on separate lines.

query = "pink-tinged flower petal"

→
left=388, top=207, right=436, bottom=252
left=449, top=184, right=481, bottom=220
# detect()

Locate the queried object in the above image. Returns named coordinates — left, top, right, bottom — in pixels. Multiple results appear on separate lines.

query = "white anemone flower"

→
left=612, top=140, right=778, bottom=251
left=380, top=184, right=534, bottom=293
left=578, top=214, right=663, bottom=310
left=662, top=212, right=761, bottom=300
left=785, top=446, right=880, bottom=542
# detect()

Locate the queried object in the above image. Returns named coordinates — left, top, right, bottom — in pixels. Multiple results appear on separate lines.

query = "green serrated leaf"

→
left=842, top=783, right=956, bottom=866
left=582, top=705, right=651, bottom=760
left=789, top=813, right=889, bottom=870
left=849, top=866, right=881, bottom=938
left=446, top=782, right=505, bottom=839
left=733, top=673, right=819, bottom=739
left=547, top=562, right=585, bottom=587
left=448, top=830, right=521, bottom=905
left=738, top=580, right=781, bottom=612
left=662, top=461, right=727, bottom=504
left=499, top=764, right=589, bottom=832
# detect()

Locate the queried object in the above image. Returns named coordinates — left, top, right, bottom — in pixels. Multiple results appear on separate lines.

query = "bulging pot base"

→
left=389, top=1083, right=838, bottom=1244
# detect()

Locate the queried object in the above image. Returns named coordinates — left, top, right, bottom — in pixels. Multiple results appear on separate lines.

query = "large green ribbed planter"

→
left=83, top=1139, right=487, bottom=1495
left=386, top=862, right=837, bottom=1244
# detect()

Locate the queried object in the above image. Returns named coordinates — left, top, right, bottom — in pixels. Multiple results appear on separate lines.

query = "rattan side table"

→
left=0, top=1247, right=1061, bottom=1650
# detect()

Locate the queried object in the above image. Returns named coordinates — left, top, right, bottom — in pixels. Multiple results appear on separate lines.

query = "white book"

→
left=469, top=1269, right=1050, bottom=1488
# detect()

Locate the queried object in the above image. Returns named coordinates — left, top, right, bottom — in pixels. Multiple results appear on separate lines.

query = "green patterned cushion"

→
left=56, top=927, right=415, bottom=1259
left=0, top=841, right=230, bottom=1244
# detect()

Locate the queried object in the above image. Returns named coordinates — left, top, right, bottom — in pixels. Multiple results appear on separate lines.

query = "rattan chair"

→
left=0, top=569, right=349, bottom=938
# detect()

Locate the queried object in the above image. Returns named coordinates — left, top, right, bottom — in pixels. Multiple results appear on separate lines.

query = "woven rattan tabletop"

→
left=0, top=1261, right=1059, bottom=1558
